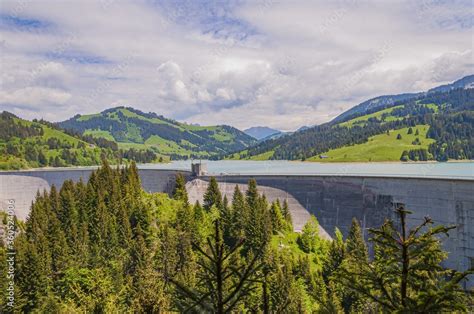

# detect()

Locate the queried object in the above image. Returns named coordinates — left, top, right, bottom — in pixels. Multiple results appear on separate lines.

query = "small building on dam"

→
left=1, top=164, right=473, bottom=286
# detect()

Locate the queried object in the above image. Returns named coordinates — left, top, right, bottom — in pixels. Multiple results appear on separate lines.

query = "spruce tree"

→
left=245, top=179, right=259, bottom=210
left=281, top=199, right=293, bottom=230
left=173, top=173, right=189, bottom=205
left=322, top=228, right=345, bottom=284
left=345, top=218, right=368, bottom=261
left=59, top=180, right=79, bottom=250
left=203, top=177, right=222, bottom=211
left=299, top=215, right=320, bottom=253
left=338, top=205, right=473, bottom=312
left=244, top=183, right=272, bottom=254
left=339, top=218, right=369, bottom=312
left=231, top=185, right=246, bottom=241
left=170, top=219, right=263, bottom=313
left=269, top=200, right=286, bottom=234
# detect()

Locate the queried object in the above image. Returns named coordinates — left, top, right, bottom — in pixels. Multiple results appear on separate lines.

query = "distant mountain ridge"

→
left=230, top=75, right=474, bottom=162
left=333, top=75, right=474, bottom=123
left=58, top=106, right=256, bottom=159
left=244, top=126, right=282, bottom=140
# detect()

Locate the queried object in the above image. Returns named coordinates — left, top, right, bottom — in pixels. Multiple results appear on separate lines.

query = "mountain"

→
left=333, top=93, right=419, bottom=123
left=58, top=106, right=256, bottom=159
left=259, top=131, right=288, bottom=142
left=333, top=75, right=474, bottom=123
left=230, top=76, right=474, bottom=162
left=296, top=125, right=312, bottom=132
left=0, top=111, right=149, bottom=170
left=244, top=126, right=282, bottom=140
left=428, top=74, right=474, bottom=93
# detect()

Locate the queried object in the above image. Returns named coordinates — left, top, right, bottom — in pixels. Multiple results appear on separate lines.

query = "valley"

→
left=1, top=76, right=472, bottom=170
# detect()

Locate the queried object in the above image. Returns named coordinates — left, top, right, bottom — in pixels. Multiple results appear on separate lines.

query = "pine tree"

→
left=269, top=200, right=286, bottom=234
left=338, top=218, right=369, bottom=312
left=338, top=205, right=473, bottom=312
left=173, top=173, right=188, bottom=205
left=175, top=200, right=198, bottom=275
left=246, top=179, right=259, bottom=210
left=203, top=177, right=222, bottom=211
left=170, top=219, right=264, bottom=313
left=345, top=218, right=368, bottom=261
left=322, top=228, right=345, bottom=284
left=299, top=215, right=320, bottom=253
left=59, top=180, right=79, bottom=250
left=281, top=199, right=293, bottom=230
left=221, top=195, right=235, bottom=247
left=243, top=182, right=272, bottom=254
left=231, top=185, right=246, bottom=241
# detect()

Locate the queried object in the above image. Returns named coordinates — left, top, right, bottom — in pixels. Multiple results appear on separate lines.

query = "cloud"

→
left=0, top=86, right=71, bottom=107
left=0, top=0, right=472, bottom=130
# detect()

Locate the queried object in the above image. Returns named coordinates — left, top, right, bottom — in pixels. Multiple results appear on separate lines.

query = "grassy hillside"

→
left=339, top=105, right=404, bottom=127
left=59, top=107, right=256, bottom=159
left=309, top=125, right=434, bottom=162
left=0, top=112, right=112, bottom=169
left=232, top=87, right=473, bottom=162
left=0, top=112, right=158, bottom=170
left=226, top=149, right=275, bottom=160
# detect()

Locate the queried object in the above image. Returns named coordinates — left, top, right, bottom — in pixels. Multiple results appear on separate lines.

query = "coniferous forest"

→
left=0, top=161, right=472, bottom=313
left=239, top=88, right=474, bottom=161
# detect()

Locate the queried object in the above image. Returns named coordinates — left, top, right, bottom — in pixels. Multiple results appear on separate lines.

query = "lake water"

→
left=138, top=160, right=474, bottom=180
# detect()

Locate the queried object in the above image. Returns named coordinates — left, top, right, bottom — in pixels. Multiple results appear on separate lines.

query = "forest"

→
left=238, top=88, right=474, bottom=162
left=0, top=111, right=158, bottom=169
left=58, top=106, right=256, bottom=160
left=0, top=161, right=471, bottom=313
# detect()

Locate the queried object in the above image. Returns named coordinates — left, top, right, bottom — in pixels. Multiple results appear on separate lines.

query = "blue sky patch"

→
left=44, top=51, right=111, bottom=65
left=0, top=14, right=52, bottom=31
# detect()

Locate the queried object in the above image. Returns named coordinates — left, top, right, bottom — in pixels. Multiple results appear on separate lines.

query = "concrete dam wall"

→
left=196, top=175, right=474, bottom=274
left=0, top=169, right=188, bottom=220
left=1, top=169, right=473, bottom=282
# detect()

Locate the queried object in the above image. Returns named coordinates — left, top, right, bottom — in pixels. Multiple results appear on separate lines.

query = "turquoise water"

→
left=138, top=160, right=474, bottom=180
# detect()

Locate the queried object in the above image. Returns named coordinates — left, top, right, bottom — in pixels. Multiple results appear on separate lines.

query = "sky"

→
left=0, top=0, right=472, bottom=131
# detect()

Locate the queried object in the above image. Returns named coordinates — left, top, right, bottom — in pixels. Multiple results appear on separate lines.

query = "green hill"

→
left=231, top=85, right=474, bottom=162
left=0, top=112, right=127, bottom=170
left=58, top=107, right=256, bottom=159
left=309, top=125, right=435, bottom=162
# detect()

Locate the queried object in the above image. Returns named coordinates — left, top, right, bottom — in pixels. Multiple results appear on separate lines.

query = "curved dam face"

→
left=185, top=178, right=331, bottom=238
left=200, top=175, right=474, bottom=278
left=1, top=169, right=473, bottom=284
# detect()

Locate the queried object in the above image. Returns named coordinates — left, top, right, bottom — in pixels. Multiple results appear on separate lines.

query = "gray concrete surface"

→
left=186, top=179, right=331, bottom=238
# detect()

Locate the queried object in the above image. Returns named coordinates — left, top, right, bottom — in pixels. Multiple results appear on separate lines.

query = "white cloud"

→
left=0, top=86, right=71, bottom=106
left=0, top=0, right=472, bottom=130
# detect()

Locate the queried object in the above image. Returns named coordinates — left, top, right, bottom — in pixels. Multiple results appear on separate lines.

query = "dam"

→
left=1, top=162, right=473, bottom=286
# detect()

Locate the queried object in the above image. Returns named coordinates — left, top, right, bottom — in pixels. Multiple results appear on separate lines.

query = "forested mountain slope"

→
left=333, top=74, right=474, bottom=123
left=231, top=87, right=473, bottom=162
left=58, top=107, right=256, bottom=160
left=0, top=111, right=157, bottom=170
